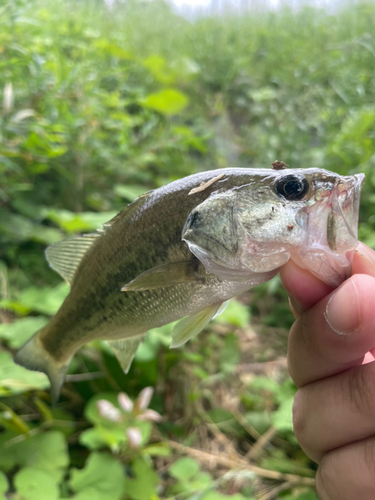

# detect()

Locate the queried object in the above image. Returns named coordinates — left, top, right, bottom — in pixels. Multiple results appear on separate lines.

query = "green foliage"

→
left=0, top=472, right=8, bottom=500
left=124, top=458, right=160, bottom=500
left=1, top=0, right=374, bottom=498
left=0, top=351, right=49, bottom=395
left=69, top=452, right=124, bottom=500
left=13, top=468, right=60, bottom=500
left=0, top=430, right=68, bottom=481
left=169, top=457, right=212, bottom=495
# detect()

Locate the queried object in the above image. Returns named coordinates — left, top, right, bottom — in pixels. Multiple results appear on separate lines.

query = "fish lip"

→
left=334, top=173, right=365, bottom=244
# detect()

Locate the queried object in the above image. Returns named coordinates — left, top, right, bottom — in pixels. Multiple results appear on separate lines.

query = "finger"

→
left=280, top=242, right=375, bottom=318
left=280, top=260, right=334, bottom=317
left=353, top=242, right=375, bottom=277
left=288, top=273, right=375, bottom=387
left=293, top=361, right=375, bottom=462
left=316, top=436, right=375, bottom=500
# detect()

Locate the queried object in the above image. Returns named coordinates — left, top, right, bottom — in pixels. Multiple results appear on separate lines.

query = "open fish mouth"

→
left=331, top=173, right=365, bottom=251
left=292, top=172, right=365, bottom=287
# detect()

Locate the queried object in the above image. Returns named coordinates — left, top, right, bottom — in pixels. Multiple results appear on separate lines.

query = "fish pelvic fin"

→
left=14, top=330, right=70, bottom=406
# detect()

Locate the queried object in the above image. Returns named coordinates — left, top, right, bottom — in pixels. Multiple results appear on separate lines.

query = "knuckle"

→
left=363, top=438, right=375, bottom=480
left=316, top=438, right=375, bottom=500
left=316, top=456, right=335, bottom=500
left=346, top=364, right=375, bottom=418
left=292, top=389, right=307, bottom=443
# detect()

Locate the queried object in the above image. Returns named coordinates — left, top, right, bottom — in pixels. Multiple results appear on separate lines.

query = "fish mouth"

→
left=292, top=173, right=365, bottom=287
left=328, top=173, right=364, bottom=250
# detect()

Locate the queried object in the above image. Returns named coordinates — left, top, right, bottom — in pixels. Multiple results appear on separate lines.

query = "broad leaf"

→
left=69, top=452, right=124, bottom=500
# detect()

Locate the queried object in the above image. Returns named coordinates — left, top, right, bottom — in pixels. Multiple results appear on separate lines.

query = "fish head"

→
left=182, top=168, right=364, bottom=287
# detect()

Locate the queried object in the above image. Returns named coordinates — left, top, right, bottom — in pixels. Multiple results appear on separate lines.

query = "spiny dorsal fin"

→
left=103, top=191, right=151, bottom=228
left=170, top=302, right=224, bottom=349
left=107, top=335, right=146, bottom=373
left=121, top=260, right=204, bottom=292
left=45, top=233, right=100, bottom=285
left=45, top=193, right=151, bottom=285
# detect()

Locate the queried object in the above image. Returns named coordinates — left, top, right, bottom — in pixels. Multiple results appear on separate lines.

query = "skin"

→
left=280, top=242, right=375, bottom=500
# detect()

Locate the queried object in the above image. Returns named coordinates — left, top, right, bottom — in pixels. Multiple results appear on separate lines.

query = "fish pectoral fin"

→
left=107, top=335, right=146, bottom=373
left=121, top=260, right=204, bottom=292
left=45, top=233, right=100, bottom=285
left=170, top=302, right=224, bottom=349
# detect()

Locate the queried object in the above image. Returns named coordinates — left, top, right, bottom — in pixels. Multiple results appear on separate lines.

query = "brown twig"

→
left=245, top=425, right=278, bottom=461
left=257, top=480, right=305, bottom=500
left=230, top=407, right=262, bottom=440
left=168, top=440, right=315, bottom=484
left=188, top=173, right=225, bottom=195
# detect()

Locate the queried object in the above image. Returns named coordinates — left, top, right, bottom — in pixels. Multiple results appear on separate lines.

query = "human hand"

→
left=280, top=243, right=375, bottom=499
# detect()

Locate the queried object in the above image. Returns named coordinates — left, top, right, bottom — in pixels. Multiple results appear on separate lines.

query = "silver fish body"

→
left=14, top=167, right=364, bottom=403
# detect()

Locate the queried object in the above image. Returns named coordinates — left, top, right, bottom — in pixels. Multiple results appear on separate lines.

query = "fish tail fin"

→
left=14, top=330, right=69, bottom=406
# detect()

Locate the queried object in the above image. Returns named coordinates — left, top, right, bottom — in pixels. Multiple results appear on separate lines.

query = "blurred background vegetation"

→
left=0, top=0, right=374, bottom=498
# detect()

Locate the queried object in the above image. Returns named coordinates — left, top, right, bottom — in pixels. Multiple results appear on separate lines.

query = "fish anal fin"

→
left=170, top=302, right=223, bottom=349
left=121, top=260, right=204, bottom=292
left=45, top=233, right=100, bottom=285
left=107, top=335, right=146, bottom=373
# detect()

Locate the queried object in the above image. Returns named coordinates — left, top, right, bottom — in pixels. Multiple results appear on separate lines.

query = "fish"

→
left=14, top=166, right=364, bottom=403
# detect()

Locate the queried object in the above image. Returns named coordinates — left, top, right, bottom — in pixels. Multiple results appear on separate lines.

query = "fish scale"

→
left=14, top=167, right=364, bottom=404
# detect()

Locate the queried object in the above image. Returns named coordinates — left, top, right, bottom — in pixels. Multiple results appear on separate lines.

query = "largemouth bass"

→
left=14, top=166, right=364, bottom=403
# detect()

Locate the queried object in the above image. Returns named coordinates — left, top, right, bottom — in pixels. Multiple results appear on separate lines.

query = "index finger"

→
left=287, top=272, right=375, bottom=387
left=280, top=242, right=375, bottom=317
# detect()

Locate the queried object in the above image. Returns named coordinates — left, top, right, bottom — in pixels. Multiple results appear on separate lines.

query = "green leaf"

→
left=0, top=316, right=49, bottom=348
left=13, top=468, right=59, bottom=500
left=124, top=458, right=159, bottom=500
left=79, top=425, right=126, bottom=452
left=0, top=351, right=49, bottom=396
left=114, top=184, right=148, bottom=201
left=283, top=492, right=318, bottom=500
left=44, top=209, right=117, bottom=233
left=142, top=89, right=189, bottom=115
left=1, top=283, right=69, bottom=316
left=214, top=300, right=250, bottom=327
left=142, top=443, right=171, bottom=457
left=243, top=412, right=272, bottom=435
left=271, top=396, right=294, bottom=432
left=69, top=452, right=124, bottom=500
left=0, top=431, right=69, bottom=482
left=202, top=493, right=247, bottom=500
left=72, top=488, right=101, bottom=500
left=19, top=431, right=69, bottom=482
left=169, top=457, right=200, bottom=481
left=219, top=333, right=240, bottom=374
left=0, top=471, right=9, bottom=500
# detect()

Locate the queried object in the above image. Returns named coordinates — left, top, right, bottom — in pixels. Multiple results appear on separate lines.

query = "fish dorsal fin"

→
left=45, top=233, right=100, bottom=285
left=103, top=191, right=151, bottom=228
left=107, top=335, right=146, bottom=373
left=121, top=260, right=204, bottom=292
left=170, top=302, right=224, bottom=349
left=46, top=193, right=150, bottom=285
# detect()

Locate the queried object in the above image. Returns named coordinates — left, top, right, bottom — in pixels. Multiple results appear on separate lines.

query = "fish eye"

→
left=275, top=175, right=309, bottom=201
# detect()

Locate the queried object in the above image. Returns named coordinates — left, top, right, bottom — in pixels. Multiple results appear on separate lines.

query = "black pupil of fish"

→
left=277, top=176, right=307, bottom=200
